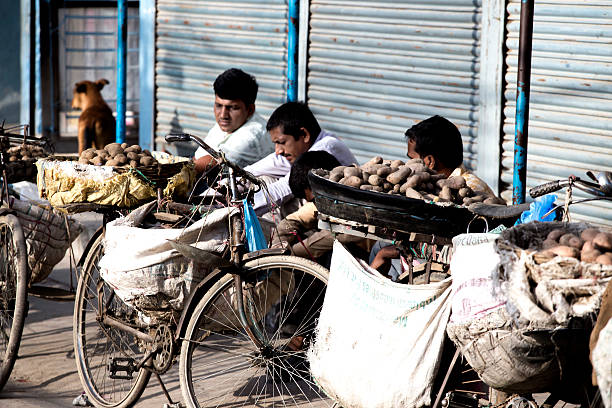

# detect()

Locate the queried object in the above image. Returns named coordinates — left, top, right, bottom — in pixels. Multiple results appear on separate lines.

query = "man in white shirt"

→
left=244, top=102, right=357, bottom=213
left=193, top=68, right=273, bottom=172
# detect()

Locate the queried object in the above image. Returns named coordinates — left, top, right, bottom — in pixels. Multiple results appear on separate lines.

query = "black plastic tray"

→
left=309, top=171, right=476, bottom=237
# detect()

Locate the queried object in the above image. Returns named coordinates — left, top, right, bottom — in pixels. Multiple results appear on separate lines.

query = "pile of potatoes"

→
left=6, top=144, right=47, bottom=162
left=539, top=227, right=612, bottom=265
left=78, top=143, right=158, bottom=168
left=320, top=156, right=505, bottom=206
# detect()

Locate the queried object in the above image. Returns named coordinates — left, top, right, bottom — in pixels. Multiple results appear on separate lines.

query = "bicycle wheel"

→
left=73, top=233, right=151, bottom=408
left=0, top=214, right=28, bottom=392
left=179, top=255, right=335, bottom=408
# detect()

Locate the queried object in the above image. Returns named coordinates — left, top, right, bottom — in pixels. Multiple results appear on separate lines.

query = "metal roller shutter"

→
left=154, top=0, right=288, bottom=152
left=501, top=1, right=612, bottom=226
left=306, top=0, right=482, bottom=167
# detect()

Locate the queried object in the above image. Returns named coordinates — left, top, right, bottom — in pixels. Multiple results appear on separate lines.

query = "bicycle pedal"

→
left=108, top=357, right=137, bottom=380
left=441, top=391, right=479, bottom=408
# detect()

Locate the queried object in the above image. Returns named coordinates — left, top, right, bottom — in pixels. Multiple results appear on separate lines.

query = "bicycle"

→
left=72, top=133, right=335, bottom=407
left=309, top=167, right=612, bottom=408
left=0, top=124, right=40, bottom=392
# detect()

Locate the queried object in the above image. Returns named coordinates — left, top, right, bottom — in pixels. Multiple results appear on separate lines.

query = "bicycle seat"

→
left=467, top=202, right=530, bottom=219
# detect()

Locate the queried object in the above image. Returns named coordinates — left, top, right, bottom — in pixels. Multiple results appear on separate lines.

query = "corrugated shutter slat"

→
left=501, top=0, right=612, bottom=226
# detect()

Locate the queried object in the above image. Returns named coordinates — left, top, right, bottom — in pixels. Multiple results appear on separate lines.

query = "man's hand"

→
left=370, top=245, right=399, bottom=273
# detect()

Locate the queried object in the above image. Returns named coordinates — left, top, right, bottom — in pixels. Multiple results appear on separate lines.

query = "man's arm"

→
left=194, top=155, right=217, bottom=174
left=252, top=173, right=292, bottom=214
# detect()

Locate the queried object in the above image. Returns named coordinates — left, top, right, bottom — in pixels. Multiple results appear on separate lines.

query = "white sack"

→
left=308, top=241, right=452, bottom=408
left=448, top=233, right=506, bottom=324
left=100, top=206, right=237, bottom=311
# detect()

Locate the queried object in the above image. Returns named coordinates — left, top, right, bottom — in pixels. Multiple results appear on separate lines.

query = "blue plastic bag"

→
left=515, top=194, right=557, bottom=225
left=242, top=199, right=268, bottom=251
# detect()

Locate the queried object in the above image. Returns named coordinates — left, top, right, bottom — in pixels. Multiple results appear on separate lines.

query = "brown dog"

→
left=71, top=79, right=116, bottom=154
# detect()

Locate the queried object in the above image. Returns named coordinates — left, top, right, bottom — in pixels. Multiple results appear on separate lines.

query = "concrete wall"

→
left=0, top=2, right=21, bottom=124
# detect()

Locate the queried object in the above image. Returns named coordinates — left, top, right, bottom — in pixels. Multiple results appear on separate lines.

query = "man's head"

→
left=213, top=68, right=258, bottom=133
left=404, top=115, right=463, bottom=176
left=289, top=150, right=341, bottom=201
left=266, top=102, right=322, bottom=164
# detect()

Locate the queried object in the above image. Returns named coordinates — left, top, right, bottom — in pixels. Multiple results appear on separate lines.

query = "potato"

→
left=360, top=163, right=384, bottom=174
left=458, top=187, right=473, bottom=199
left=405, top=162, right=428, bottom=174
left=83, top=150, right=96, bottom=160
left=437, top=176, right=466, bottom=190
left=360, top=185, right=376, bottom=191
left=463, top=195, right=485, bottom=205
left=330, top=172, right=344, bottom=182
left=142, top=149, right=152, bottom=156
left=105, top=159, right=119, bottom=167
left=392, top=184, right=401, bottom=193
left=91, top=156, right=104, bottom=166
left=582, top=240, right=596, bottom=252
left=140, top=156, right=154, bottom=166
left=558, top=233, right=578, bottom=246
left=368, top=174, right=383, bottom=186
left=105, top=143, right=123, bottom=156
left=549, top=245, right=579, bottom=258
left=581, top=249, right=602, bottom=263
left=542, top=239, right=559, bottom=249
left=483, top=196, right=506, bottom=205
left=390, top=160, right=404, bottom=168
left=568, top=236, right=584, bottom=249
left=405, top=187, right=424, bottom=200
left=439, top=186, right=452, bottom=201
left=78, top=157, right=90, bottom=165
left=376, top=166, right=394, bottom=177
left=341, top=175, right=362, bottom=188
left=114, top=154, right=128, bottom=165
left=343, top=167, right=361, bottom=178
left=547, top=229, right=566, bottom=242
left=370, top=185, right=384, bottom=192
left=404, top=172, right=431, bottom=189
left=593, top=232, right=612, bottom=251
left=386, top=166, right=412, bottom=185
left=129, top=160, right=139, bottom=168
left=126, top=151, right=139, bottom=161
left=365, top=156, right=383, bottom=165
left=121, top=142, right=128, bottom=149
left=595, top=253, right=612, bottom=265
left=383, top=182, right=393, bottom=191
left=580, top=228, right=600, bottom=242
left=361, top=171, right=371, bottom=182
left=124, top=145, right=142, bottom=154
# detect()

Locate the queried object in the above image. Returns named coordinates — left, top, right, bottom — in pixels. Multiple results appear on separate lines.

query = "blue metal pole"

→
left=116, top=0, right=127, bottom=143
left=138, top=0, right=155, bottom=151
left=287, top=0, right=298, bottom=102
left=512, top=0, right=534, bottom=205
left=35, top=0, right=42, bottom=136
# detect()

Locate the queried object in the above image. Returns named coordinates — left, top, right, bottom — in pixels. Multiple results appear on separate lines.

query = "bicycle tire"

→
left=73, top=233, right=151, bottom=408
left=0, top=214, right=28, bottom=392
left=179, top=255, right=335, bottom=408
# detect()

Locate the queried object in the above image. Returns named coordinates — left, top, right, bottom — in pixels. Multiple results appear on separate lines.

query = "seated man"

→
left=370, top=115, right=497, bottom=278
left=273, top=150, right=367, bottom=262
left=405, top=115, right=495, bottom=196
left=244, top=102, right=357, bottom=214
left=193, top=68, right=273, bottom=174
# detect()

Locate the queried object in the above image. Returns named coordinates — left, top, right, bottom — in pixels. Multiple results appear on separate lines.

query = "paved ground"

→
left=1, top=212, right=182, bottom=408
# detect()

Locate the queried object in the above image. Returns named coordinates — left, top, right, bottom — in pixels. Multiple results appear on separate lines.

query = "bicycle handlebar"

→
left=529, top=181, right=563, bottom=198
left=165, top=133, right=261, bottom=186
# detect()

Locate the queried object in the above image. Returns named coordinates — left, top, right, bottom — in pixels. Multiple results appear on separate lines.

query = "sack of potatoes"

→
left=6, top=144, right=47, bottom=162
left=319, top=155, right=505, bottom=206
left=538, top=227, right=612, bottom=265
left=78, top=142, right=158, bottom=168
